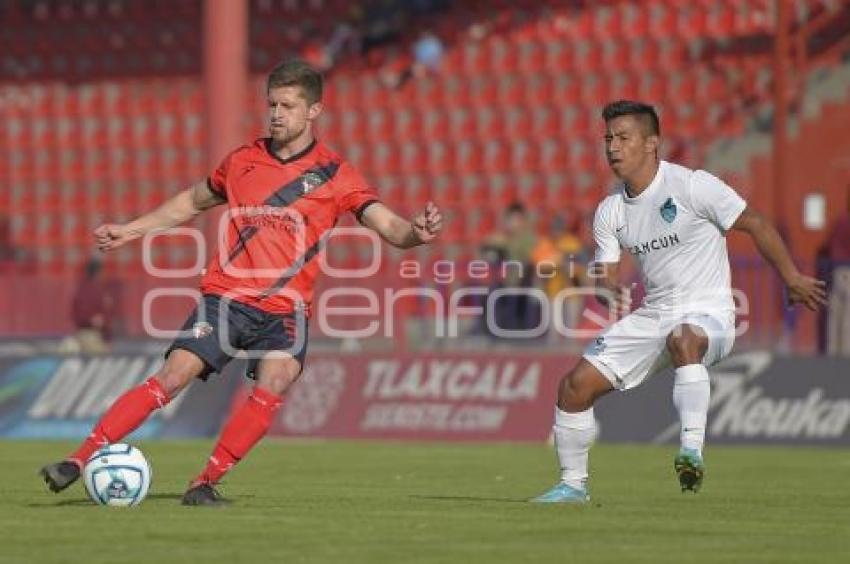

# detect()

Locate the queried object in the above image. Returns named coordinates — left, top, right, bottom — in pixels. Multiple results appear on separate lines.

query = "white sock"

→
left=553, top=406, right=596, bottom=490
left=673, top=364, right=710, bottom=455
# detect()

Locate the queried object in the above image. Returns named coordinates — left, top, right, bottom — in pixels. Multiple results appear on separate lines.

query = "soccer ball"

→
left=83, top=443, right=151, bottom=507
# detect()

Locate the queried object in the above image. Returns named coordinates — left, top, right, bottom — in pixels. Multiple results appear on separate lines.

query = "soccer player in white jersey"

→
left=532, top=100, right=827, bottom=502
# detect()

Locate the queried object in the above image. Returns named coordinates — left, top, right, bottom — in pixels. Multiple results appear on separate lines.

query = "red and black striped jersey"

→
left=199, top=138, right=379, bottom=316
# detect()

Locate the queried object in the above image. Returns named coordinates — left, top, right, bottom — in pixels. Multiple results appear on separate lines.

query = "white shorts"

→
left=583, top=307, right=736, bottom=390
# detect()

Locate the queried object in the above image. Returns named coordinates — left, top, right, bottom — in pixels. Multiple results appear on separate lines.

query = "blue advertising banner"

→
left=0, top=354, right=241, bottom=439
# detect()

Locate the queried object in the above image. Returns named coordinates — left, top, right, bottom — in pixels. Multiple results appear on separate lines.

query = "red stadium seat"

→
left=469, top=75, right=498, bottom=106
left=673, top=71, right=698, bottom=103
left=649, top=2, right=677, bottom=39
left=460, top=42, right=489, bottom=75
left=423, top=109, right=449, bottom=140
left=447, top=106, right=476, bottom=141
left=526, top=74, right=554, bottom=106
left=497, top=74, right=525, bottom=106
left=621, top=3, right=650, bottom=40
left=707, top=1, right=736, bottom=39
left=367, top=108, right=395, bottom=142
left=400, top=140, right=428, bottom=175
left=531, top=105, right=561, bottom=138
left=395, top=108, right=423, bottom=140
left=489, top=38, right=519, bottom=74
left=678, top=4, right=708, bottom=38
left=2, top=0, right=817, bottom=279
left=455, top=140, right=483, bottom=174
left=639, top=71, right=669, bottom=102
left=545, top=41, right=575, bottom=73
left=601, top=37, right=630, bottom=73
left=475, top=106, right=505, bottom=140
left=594, top=5, right=623, bottom=39
left=553, top=75, right=580, bottom=107
left=372, top=141, right=401, bottom=174
left=570, top=8, right=595, bottom=41
left=427, top=141, right=455, bottom=176
left=483, top=139, right=510, bottom=174
left=574, top=39, right=602, bottom=73
left=611, top=71, right=640, bottom=101
left=519, top=39, right=547, bottom=74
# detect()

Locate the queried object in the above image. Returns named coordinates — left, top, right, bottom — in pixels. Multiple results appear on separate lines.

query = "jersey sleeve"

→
left=207, top=150, right=237, bottom=199
left=593, top=199, right=621, bottom=263
left=337, top=163, right=380, bottom=220
left=689, top=170, right=747, bottom=231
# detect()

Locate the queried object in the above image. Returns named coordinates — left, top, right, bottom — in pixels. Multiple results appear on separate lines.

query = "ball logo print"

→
left=83, top=444, right=151, bottom=507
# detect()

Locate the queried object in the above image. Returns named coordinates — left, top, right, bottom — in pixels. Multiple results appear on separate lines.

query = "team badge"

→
left=301, top=172, right=324, bottom=194
left=591, top=336, right=606, bottom=353
left=660, top=197, right=677, bottom=223
left=192, top=321, right=213, bottom=339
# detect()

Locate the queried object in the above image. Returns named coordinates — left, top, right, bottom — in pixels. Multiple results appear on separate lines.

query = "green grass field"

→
left=2, top=440, right=848, bottom=564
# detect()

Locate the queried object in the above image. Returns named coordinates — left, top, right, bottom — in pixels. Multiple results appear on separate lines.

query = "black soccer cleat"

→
left=40, top=460, right=81, bottom=493
left=181, top=482, right=230, bottom=507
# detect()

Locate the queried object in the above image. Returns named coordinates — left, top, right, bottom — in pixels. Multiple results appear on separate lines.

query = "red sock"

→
left=194, top=387, right=282, bottom=485
left=69, top=377, right=170, bottom=467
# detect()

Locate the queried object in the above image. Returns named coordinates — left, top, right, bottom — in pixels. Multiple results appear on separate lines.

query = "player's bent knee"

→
left=153, top=369, right=196, bottom=398
left=155, top=350, right=205, bottom=397
left=557, top=371, right=592, bottom=411
left=557, top=360, right=614, bottom=411
left=666, top=329, right=708, bottom=365
left=255, top=357, right=302, bottom=397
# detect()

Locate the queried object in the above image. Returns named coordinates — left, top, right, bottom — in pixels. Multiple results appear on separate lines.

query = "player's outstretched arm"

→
left=731, top=207, right=828, bottom=311
left=360, top=201, right=443, bottom=249
left=94, top=181, right=225, bottom=252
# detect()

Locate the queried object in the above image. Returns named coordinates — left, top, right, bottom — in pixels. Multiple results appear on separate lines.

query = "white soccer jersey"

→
left=593, top=160, right=747, bottom=314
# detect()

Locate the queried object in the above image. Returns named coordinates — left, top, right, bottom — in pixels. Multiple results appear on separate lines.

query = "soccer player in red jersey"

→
left=40, top=59, right=443, bottom=505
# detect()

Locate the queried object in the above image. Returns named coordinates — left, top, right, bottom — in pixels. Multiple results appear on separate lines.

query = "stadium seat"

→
left=423, top=109, right=450, bottom=140
left=4, top=0, right=832, bottom=303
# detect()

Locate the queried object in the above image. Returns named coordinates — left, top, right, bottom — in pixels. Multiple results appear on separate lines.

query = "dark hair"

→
left=506, top=202, right=526, bottom=216
left=602, top=100, right=660, bottom=136
left=85, top=258, right=102, bottom=278
left=267, top=59, right=323, bottom=104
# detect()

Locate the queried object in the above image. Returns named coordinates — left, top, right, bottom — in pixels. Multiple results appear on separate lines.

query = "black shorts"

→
left=164, top=294, right=308, bottom=380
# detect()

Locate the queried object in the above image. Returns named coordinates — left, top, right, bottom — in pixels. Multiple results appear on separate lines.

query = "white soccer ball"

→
left=83, top=443, right=151, bottom=507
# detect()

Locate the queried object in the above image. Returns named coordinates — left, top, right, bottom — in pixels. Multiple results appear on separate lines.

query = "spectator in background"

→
left=59, top=258, right=117, bottom=354
left=532, top=212, right=591, bottom=342
left=378, top=45, right=413, bottom=89
left=0, top=216, right=23, bottom=268
left=303, top=10, right=365, bottom=73
left=481, top=202, right=541, bottom=335
left=361, top=0, right=405, bottom=56
left=301, top=37, right=332, bottom=72
left=411, top=30, right=444, bottom=78
left=325, top=10, right=364, bottom=66
left=378, top=30, right=444, bottom=89
left=826, top=185, right=850, bottom=356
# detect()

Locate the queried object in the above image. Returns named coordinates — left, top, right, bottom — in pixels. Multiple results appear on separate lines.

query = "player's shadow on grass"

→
left=410, top=494, right=528, bottom=504
left=26, top=493, right=185, bottom=507
left=143, top=493, right=185, bottom=501
left=26, top=498, right=93, bottom=507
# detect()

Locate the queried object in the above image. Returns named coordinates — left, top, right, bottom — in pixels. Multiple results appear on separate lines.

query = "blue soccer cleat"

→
left=674, top=448, right=705, bottom=493
left=530, top=482, right=589, bottom=503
